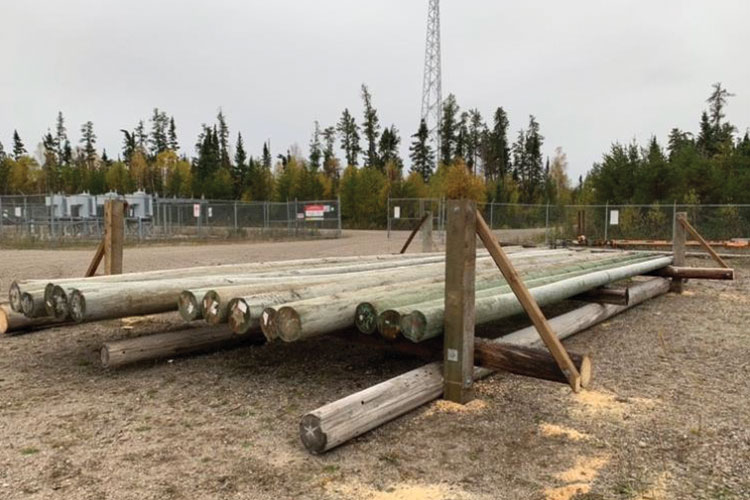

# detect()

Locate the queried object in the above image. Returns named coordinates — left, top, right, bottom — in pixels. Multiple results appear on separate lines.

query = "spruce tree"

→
left=485, top=107, right=510, bottom=181
left=466, top=109, right=484, bottom=174
left=12, top=130, right=26, bottom=160
left=55, top=111, right=67, bottom=163
left=308, top=121, right=322, bottom=171
left=149, top=108, right=169, bottom=157
left=522, top=115, right=544, bottom=203
left=337, top=108, right=360, bottom=167
left=233, top=132, right=248, bottom=197
left=0, top=141, right=5, bottom=162
left=135, top=120, right=148, bottom=150
left=360, top=84, right=381, bottom=169
left=440, top=94, right=459, bottom=165
left=262, top=142, right=272, bottom=169
left=217, top=110, right=230, bottom=168
left=80, top=121, right=97, bottom=165
left=121, top=130, right=137, bottom=163
left=455, top=111, right=469, bottom=163
left=322, top=126, right=339, bottom=179
left=378, top=125, right=402, bottom=171
left=168, top=116, right=179, bottom=151
left=410, top=119, right=434, bottom=182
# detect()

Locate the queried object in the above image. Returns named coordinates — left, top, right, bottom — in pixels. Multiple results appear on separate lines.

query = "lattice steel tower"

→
left=421, top=0, right=442, bottom=165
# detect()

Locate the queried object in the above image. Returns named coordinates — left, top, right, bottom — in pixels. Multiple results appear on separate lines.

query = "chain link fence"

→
left=0, top=194, right=341, bottom=244
left=386, top=199, right=750, bottom=251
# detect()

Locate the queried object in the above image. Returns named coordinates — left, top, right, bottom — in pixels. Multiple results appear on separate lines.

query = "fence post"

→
left=337, top=195, right=342, bottom=237
left=138, top=216, right=143, bottom=240
left=545, top=202, right=550, bottom=246
left=0, top=196, right=4, bottom=239
left=23, top=195, right=28, bottom=234
left=234, top=200, right=238, bottom=231
left=490, top=203, right=494, bottom=230
left=295, top=198, right=299, bottom=236
left=387, top=196, right=391, bottom=239
left=672, top=200, right=677, bottom=243
left=603, top=201, right=609, bottom=242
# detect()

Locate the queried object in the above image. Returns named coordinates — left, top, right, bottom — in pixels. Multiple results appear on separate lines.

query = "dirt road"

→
left=0, top=233, right=747, bottom=499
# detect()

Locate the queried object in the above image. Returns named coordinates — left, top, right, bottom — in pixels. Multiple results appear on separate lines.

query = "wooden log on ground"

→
left=21, top=291, right=50, bottom=318
left=100, top=326, right=264, bottom=368
left=299, top=277, right=670, bottom=454
left=474, top=339, right=592, bottom=388
left=649, top=265, right=734, bottom=280
left=571, top=286, right=629, bottom=306
left=0, top=303, right=65, bottom=335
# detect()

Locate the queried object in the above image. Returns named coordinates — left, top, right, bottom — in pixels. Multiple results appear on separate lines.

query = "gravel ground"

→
left=0, top=232, right=748, bottom=500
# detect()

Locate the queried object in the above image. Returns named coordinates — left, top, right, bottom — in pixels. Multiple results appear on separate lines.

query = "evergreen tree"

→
left=217, top=110, right=230, bottom=168
left=667, top=128, right=693, bottom=160
left=410, top=119, right=434, bottom=182
left=55, top=111, right=67, bottom=164
left=308, top=121, right=322, bottom=171
left=337, top=108, right=360, bottom=167
left=522, top=115, right=544, bottom=202
left=466, top=109, right=484, bottom=174
left=168, top=116, right=179, bottom=151
left=697, top=111, right=717, bottom=157
left=322, top=126, right=339, bottom=179
left=80, top=121, right=97, bottom=165
left=360, top=84, right=381, bottom=169
left=121, top=130, right=137, bottom=163
left=455, top=111, right=469, bottom=163
left=233, top=132, right=248, bottom=198
left=485, top=107, right=511, bottom=181
left=378, top=125, right=402, bottom=172
left=707, top=82, right=734, bottom=130
left=12, top=130, right=26, bottom=160
left=149, top=108, right=169, bottom=157
left=440, top=94, right=459, bottom=165
left=0, top=141, right=5, bottom=162
left=262, top=142, right=272, bottom=169
left=134, top=121, right=148, bottom=150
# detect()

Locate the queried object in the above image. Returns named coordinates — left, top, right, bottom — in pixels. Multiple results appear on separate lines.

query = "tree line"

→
left=1, top=82, right=747, bottom=227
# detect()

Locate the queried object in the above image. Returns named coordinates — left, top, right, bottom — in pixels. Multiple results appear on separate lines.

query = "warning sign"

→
left=304, top=204, right=326, bottom=220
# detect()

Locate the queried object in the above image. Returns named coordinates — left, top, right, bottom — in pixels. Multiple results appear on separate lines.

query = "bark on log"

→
left=21, top=291, right=50, bottom=318
left=649, top=266, right=734, bottom=280
left=100, top=326, right=264, bottom=368
left=299, top=277, right=670, bottom=454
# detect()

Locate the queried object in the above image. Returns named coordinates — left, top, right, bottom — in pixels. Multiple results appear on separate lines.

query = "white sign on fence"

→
left=394, top=206, right=401, bottom=219
left=193, top=204, right=201, bottom=218
left=14, top=207, right=22, bottom=217
left=208, top=207, right=213, bottom=218
left=609, top=210, right=619, bottom=225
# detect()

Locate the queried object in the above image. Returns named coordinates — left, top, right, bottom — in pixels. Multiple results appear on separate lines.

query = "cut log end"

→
left=299, top=414, right=327, bottom=454
left=44, top=283, right=57, bottom=316
left=259, top=307, right=278, bottom=341
left=0, top=307, right=9, bottom=334
left=178, top=291, right=202, bottom=322
left=579, top=355, right=592, bottom=389
left=202, top=290, right=222, bottom=325
left=354, top=303, right=378, bottom=335
left=20, top=293, right=34, bottom=315
left=377, top=310, right=402, bottom=340
left=69, top=291, right=86, bottom=323
left=276, top=307, right=302, bottom=342
left=9, top=282, right=23, bottom=312
left=50, top=285, right=71, bottom=320
left=400, top=311, right=427, bottom=343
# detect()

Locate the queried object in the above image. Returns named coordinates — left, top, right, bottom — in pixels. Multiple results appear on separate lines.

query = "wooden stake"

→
left=677, top=214, right=730, bottom=269
left=85, top=239, right=106, bottom=277
left=400, top=213, right=430, bottom=254
left=104, top=200, right=125, bottom=275
left=443, top=200, right=476, bottom=404
left=671, top=211, right=686, bottom=293
left=475, top=209, right=582, bottom=392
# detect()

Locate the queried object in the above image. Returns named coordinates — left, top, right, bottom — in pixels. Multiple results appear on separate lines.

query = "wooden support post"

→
left=475, top=210, right=582, bottom=392
left=421, top=211, right=433, bottom=253
left=671, top=211, right=686, bottom=293
left=104, top=200, right=125, bottom=275
left=85, top=239, right=105, bottom=277
left=677, top=214, right=730, bottom=269
left=399, top=213, right=430, bottom=254
left=443, top=200, right=476, bottom=404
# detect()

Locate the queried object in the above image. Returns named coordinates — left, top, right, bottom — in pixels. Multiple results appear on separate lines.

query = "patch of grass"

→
left=76, top=359, right=91, bottom=367
left=134, top=425, right=152, bottom=432
left=322, top=464, right=339, bottom=474
left=20, top=447, right=39, bottom=455
left=378, top=453, right=400, bottom=466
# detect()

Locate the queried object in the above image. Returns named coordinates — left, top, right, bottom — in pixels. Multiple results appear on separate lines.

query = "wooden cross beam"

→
left=400, top=212, right=431, bottom=254
left=84, top=239, right=106, bottom=277
left=677, top=213, right=730, bottom=269
left=475, top=209, right=583, bottom=392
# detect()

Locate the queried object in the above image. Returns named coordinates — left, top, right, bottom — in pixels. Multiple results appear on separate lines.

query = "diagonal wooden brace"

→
left=475, top=209, right=583, bottom=392
left=399, top=213, right=431, bottom=254
left=84, top=239, right=105, bottom=277
left=677, top=214, right=730, bottom=269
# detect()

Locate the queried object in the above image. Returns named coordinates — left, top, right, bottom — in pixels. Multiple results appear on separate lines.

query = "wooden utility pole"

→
left=443, top=200, right=476, bottom=404
left=104, top=200, right=125, bottom=275
left=671, top=211, right=687, bottom=293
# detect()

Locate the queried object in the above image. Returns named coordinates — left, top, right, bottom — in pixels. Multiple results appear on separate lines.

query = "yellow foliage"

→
left=437, top=161, right=486, bottom=203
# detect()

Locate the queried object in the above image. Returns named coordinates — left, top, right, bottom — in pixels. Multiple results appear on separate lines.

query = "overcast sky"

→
left=2, top=0, right=749, bottom=180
